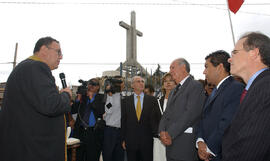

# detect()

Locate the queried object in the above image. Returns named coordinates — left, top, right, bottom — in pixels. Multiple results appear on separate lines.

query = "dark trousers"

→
left=126, top=142, right=153, bottom=161
left=76, top=127, right=103, bottom=161
left=167, top=154, right=200, bottom=161
left=103, top=126, right=124, bottom=161
left=198, top=155, right=220, bottom=161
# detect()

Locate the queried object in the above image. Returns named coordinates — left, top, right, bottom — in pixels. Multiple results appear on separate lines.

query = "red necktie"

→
left=240, top=89, right=247, bottom=103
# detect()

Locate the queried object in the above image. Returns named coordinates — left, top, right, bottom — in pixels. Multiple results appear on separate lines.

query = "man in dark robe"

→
left=0, top=37, right=72, bottom=161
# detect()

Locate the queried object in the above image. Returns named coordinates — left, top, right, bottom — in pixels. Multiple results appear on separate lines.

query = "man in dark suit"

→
left=196, top=50, right=244, bottom=161
left=222, top=32, right=270, bottom=161
left=159, top=58, right=206, bottom=161
left=121, top=76, right=158, bottom=161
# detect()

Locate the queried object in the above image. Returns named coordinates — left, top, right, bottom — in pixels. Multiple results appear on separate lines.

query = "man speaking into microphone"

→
left=0, top=37, right=72, bottom=161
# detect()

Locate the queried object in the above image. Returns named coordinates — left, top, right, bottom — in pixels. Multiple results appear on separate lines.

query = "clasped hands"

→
left=159, top=131, right=172, bottom=146
left=197, top=141, right=213, bottom=161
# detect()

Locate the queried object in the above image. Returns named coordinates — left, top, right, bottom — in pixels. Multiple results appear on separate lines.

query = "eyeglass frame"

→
left=230, top=48, right=254, bottom=56
left=134, top=80, right=145, bottom=83
left=46, top=46, right=62, bottom=57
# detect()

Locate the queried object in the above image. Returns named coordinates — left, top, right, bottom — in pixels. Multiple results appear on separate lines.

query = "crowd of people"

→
left=1, top=31, right=270, bottom=161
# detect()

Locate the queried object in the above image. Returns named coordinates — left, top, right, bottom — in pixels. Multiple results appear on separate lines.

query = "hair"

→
left=144, top=84, right=155, bottom=93
left=131, top=76, right=144, bottom=84
left=198, top=79, right=205, bottom=86
left=114, top=75, right=124, bottom=81
left=114, top=75, right=122, bottom=79
left=33, top=36, right=59, bottom=54
left=205, top=50, right=231, bottom=74
left=176, top=58, right=190, bottom=73
left=88, top=78, right=100, bottom=92
left=161, top=73, right=177, bottom=94
left=88, top=78, right=100, bottom=86
left=240, top=32, right=270, bottom=67
left=233, top=75, right=246, bottom=85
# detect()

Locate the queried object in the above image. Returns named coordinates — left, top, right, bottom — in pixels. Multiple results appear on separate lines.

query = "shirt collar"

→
left=87, top=93, right=97, bottom=104
left=134, top=92, right=144, bottom=98
left=216, top=76, right=230, bottom=89
left=179, top=75, right=190, bottom=86
left=246, top=68, right=268, bottom=90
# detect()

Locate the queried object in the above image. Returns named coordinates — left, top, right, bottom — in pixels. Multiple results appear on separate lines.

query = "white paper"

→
left=184, top=127, right=193, bottom=133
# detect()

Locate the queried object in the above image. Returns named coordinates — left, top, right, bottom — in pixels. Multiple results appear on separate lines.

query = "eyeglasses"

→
left=135, top=80, right=145, bottom=83
left=47, top=46, right=62, bottom=57
left=231, top=49, right=245, bottom=56
left=88, top=81, right=99, bottom=86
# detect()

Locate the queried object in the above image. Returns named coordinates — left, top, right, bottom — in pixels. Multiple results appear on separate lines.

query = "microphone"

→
left=59, top=73, right=67, bottom=89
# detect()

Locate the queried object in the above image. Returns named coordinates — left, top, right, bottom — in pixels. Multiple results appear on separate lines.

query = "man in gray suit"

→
left=159, top=58, right=206, bottom=161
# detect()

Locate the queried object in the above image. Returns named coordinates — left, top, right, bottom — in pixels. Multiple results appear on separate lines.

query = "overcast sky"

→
left=1, top=0, right=270, bottom=86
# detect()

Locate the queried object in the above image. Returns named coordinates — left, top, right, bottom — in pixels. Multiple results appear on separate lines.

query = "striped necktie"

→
left=240, top=89, right=247, bottom=103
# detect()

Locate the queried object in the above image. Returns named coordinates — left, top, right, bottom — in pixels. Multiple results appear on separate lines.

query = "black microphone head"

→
left=59, top=73, right=65, bottom=79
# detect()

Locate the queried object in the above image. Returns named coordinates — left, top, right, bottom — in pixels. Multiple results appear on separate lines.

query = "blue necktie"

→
left=209, top=87, right=217, bottom=100
left=87, top=95, right=96, bottom=127
left=205, top=87, right=217, bottom=106
left=89, top=110, right=96, bottom=127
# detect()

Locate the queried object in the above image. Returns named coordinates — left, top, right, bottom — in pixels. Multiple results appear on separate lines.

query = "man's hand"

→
left=69, top=119, right=75, bottom=129
left=160, top=131, right=172, bottom=145
left=76, top=94, right=82, bottom=101
left=198, top=141, right=212, bottom=161
left=122, top=141, right=126, bottom=150
left=102, top=113, right=106, bottom=120
left=60, top=88, right=72, bottom=98
left=105, top=85, right=113, bottom=96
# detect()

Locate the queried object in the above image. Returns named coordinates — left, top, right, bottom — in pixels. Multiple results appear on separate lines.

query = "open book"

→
left=66, top=127, right=80, bottom=145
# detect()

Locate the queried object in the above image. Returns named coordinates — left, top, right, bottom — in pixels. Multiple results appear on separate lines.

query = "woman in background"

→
left=153, top=73, right=176, bottom=161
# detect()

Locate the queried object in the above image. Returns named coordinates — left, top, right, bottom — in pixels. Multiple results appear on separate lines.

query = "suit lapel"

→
left=129, top=95, right=138, bottom=121
left=140, top=95, right=148, bottom=121
left=165, top=92, right=174, bottom=113
left=204, top=76, right=233, bottom=111
left=170, top=77, right=192, bottom=104
left=141, top=95, right=153, bottom=122
left=239, top=69, right=270, bottom=108
left=159, top=96, right=165, bottom=112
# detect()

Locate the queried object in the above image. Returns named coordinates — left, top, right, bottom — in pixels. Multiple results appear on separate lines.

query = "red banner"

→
left=228, top=0, right=244, bottom=14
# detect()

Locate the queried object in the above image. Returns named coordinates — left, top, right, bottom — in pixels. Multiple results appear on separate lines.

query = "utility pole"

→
left=13, top=43, right=18, bottom=69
